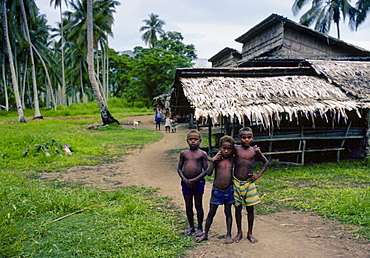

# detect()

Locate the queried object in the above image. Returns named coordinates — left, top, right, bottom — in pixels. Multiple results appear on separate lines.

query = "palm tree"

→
left=2, top=0, right=25, bottom=122
left=355, top=0, right=370, bottom=29
left=92, top=0, right=120, bottom=100
left=20, top=0, right=43, bottom=119
left=50, top=0, right=68, bottom=106
left=0, top=16, right=9, bottom=111
left=62, top=0, right=118, bottom=104
left=86, top=0, right=118, bottom=125
left=292, top=0, right=357, bottom=39
left=139, top=13, right=166, bottom=48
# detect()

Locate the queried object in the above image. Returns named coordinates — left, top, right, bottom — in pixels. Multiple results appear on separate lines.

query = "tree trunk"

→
left=1, top=57, right=9, bottom=111
left=20, top=0, right=43, bottom=119
left=60, top=5, right=67, bottom=107
left=31, top=45, right=57, bottom=111
left=3, top=0, right=25, bottom=122
left=86, top=0, right=118, bottom=125
left=336, top=21, right=340, bottom=39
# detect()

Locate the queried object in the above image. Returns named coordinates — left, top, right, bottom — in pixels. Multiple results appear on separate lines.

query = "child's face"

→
left=187, top=133, right=201, bottom=149
left=239, top=131, right=253, bottom=147
left=220, top=142, right=233, bottom=158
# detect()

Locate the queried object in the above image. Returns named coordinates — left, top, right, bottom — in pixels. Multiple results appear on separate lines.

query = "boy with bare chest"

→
left=233, top=127, right=269, bottom=244
left=197, top=135, right=235, bottom=244
left=177, top=130, right=208, bottom=237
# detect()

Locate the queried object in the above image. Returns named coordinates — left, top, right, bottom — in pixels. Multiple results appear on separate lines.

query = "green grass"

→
left=0, top=120, right=160, bottom=172
left=0, top=102, right=369, bottom=256
left=0, top=102, right=195, bottom=257
left=257, top=160, right=370, bottom=239
left=1, top=181, right=193, bottom=257
left=0, top=97, right=153, bottom=123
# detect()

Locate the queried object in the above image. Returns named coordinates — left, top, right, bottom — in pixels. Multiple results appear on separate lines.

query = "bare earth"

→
left=39, top=115, right=369, bottom=258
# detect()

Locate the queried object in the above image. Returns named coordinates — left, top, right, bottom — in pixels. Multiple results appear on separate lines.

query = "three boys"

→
left=179, top=127, right=269, bottom=243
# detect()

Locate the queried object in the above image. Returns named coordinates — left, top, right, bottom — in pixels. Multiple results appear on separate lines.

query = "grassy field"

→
left=258, top=161, right=369, bottom=239
left=0, top=100, right=369, bottom=257
left=0, top=100, right=194, bottom=257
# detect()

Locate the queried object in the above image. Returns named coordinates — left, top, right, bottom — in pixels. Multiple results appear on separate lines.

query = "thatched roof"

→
left=172, top=60, right=370, bottom=129
left=310, top=60, right=370, bottom=101
left=180, top=75, right=361, bottom=128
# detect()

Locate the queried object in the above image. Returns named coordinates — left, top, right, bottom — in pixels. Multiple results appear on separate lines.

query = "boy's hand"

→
left=187, top=178, right=196, bottom=187
left=253, top=145, right=261, bottom=153
left=248, top=173, right=260, bottom=182
left=212, top=151, right=223, bottom=162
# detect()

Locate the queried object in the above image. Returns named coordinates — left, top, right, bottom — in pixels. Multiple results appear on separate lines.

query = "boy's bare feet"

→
left=225, top=236, right=233, bottom=244
left=247, top=234, right=258, bottom=243
left=196, top=234, right=208, bottom=242
left=184, top=228, right=195, bottom=235
left=232, top=233, right=243, bottom=243
left=193, top=229, right=203, bottom=237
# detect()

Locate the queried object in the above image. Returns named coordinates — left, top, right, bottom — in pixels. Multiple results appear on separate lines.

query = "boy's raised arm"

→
left=206, top=158, right=215, bottom=176
left=251, top=146, right=269, bottom=180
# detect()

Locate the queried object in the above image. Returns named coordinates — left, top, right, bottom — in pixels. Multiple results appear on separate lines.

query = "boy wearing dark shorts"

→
left=178, top=130, right=208, bottom=237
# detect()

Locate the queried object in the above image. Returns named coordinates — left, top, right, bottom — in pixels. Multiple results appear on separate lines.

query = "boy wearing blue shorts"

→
left=197, top=136, right=235, bottom=244
left=177, top=130, right=208, bottom=237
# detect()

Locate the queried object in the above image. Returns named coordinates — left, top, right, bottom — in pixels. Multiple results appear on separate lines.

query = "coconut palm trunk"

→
left=3, top=0, right=25, bottom=122
left=86, top=0, right=118, bottom=125
left=60, top=6, right=67, bottom=106
left=1, top=58, right=9, bottom=111
left=20, top=0, right=43, bottom=119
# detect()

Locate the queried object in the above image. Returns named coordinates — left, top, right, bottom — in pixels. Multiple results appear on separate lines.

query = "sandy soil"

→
left=39, top=115, right=369, bottom=258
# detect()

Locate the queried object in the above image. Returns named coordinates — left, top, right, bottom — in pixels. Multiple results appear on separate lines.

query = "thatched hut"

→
left=170, top=14, right=370, bottom=164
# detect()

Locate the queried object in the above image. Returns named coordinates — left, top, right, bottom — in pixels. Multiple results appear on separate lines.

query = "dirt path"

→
left=39, top=115, right=369, bottom=258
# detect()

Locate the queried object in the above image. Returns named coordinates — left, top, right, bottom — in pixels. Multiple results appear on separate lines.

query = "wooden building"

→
left=170, top=14, right=370, bottom=164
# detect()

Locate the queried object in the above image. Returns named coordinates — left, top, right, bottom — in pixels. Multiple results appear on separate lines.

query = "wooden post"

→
left=208, top=117, right=212, bottom=153
left=268, top=125, right=274, bottom=162
left=189, top=113, right=195, bottom=129
left=297, top=126, right=304, bottom=163
left=365, top=109, right=370, bottom=159
left=301, top=140, right=306, bottom=165
left=337, top=121, right=352, bottom=162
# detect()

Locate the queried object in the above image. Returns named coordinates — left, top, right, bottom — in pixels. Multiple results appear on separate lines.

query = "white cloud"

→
left=38, top=0, right=370, bottom=59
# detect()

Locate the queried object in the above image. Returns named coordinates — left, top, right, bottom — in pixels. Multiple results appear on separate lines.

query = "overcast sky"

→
left=37, top=0, right=370, bottom=59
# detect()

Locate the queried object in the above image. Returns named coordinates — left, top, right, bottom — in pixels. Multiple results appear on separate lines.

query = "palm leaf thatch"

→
left=180, top=75, right=361, bottom=129
left=310, top=60, right=370, bottom=101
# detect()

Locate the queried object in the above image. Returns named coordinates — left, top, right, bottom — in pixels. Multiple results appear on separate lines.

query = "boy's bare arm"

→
left=177, top=152, right=188, bottom=183
left=206, top=159, right=215, bottom=176
left=207, top=151, right=222, bottom=176
left=249, top=146, right=269, bottom=182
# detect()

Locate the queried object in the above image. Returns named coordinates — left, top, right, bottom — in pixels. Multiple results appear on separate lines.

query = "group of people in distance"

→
left=177, top=127, right=269, bottom=244
left=153, top=104, right=177, bottom=133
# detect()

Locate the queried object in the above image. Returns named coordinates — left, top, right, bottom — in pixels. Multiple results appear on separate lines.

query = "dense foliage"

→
left=0, top=0, right=196, bottom=120
left=109, top=31, right=197, bottom=104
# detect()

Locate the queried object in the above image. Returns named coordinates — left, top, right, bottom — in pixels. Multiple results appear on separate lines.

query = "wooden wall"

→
left=239, top=23, right=361, bottom=63
left=240, top=23, right=283, bottom=61
left=211, top=54, right=239, bottom=68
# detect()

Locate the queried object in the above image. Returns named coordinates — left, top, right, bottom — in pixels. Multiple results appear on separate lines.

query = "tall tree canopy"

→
left=139, top=13, right=166, bottom=48
left=109, top=31, right=197, bottom=104
left=1, top=1, right=197, bottom=117
left=355, top=0, right=370, bottom=29
left=292, top=0, right=357, bottom=39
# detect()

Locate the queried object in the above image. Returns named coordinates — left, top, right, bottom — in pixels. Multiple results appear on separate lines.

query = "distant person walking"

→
left=164, top=115, right=171, bottom=133
left=154, top=104, right=162, bottom=131
left=171, top=115, right=178, bottom=133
